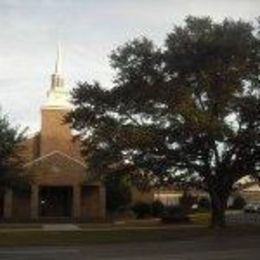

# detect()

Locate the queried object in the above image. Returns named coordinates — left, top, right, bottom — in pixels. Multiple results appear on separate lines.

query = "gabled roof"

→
left=23, top=150, right=86, bottom=168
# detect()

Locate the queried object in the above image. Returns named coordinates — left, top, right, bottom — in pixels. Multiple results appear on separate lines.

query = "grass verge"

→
left=0, top=225, right=260, bottom=246
left=190, top=212, right=211, bottom=225
left=0, top=223, right=42, bottom=229
left=0, top=227, right=205, bottom=246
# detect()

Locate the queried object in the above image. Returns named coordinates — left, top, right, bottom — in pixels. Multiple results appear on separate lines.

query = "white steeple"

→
left=51, top=44, right=64, bottom=90
left=55, top=42, right=62, bottom=75
left=44, top=44, right=71, bottom=109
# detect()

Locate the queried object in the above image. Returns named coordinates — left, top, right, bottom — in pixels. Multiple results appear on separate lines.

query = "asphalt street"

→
left=0, top=235, right=259, bottom=260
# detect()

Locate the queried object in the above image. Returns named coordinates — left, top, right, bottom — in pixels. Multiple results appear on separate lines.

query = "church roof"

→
left=24, top=150, right=86, bottom=168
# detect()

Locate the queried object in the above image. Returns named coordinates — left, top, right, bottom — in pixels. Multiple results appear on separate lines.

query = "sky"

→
left=0, top=0, right=259, bottom=132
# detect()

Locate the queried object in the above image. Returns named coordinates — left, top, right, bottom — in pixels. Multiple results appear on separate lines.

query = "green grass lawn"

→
left=78, top=212, right=211, bottom=229
left=0, top=212, right=259, bottom=246
left=0, top=223, right=42, bottom=229
left=0, top=227, right=220, bottom=246
left=0, top=213, right=206, bottom=231
left=0, top=225, right=260, bottom=246
left=190, top=212, right=211, bottom=225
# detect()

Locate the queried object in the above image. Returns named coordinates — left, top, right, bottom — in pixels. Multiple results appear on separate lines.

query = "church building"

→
left=1, top=47, right=106, bottom=221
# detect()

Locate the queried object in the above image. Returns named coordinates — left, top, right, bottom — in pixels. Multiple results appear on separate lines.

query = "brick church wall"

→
left=40, top=108, right=82, bottom=160
left=12, top=190, right=31, bottom=219
left=81, top=186, right=100, bottom=219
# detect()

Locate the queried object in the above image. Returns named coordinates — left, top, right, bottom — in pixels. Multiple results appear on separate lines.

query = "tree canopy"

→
left=0, top=110, right=26, bottom=189
left=68, top=17, right=260, bottom=227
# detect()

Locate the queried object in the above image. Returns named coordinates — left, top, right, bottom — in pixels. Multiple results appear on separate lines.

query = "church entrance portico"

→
left=1, top=183, right=105, bottom=220
left=30, top=184, right=82, bottom=219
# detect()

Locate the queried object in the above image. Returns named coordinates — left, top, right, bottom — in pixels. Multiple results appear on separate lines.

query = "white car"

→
left=244, top=202, right=260, bottom=213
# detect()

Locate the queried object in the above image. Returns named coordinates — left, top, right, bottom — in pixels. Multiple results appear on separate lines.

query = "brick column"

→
left=99, top=185, right=106, bottom=219
left=73, top=185, right=81, bottom=218
left=31, top=185, right=39, bottom=219
left=4, top=189, right=13, bottom=219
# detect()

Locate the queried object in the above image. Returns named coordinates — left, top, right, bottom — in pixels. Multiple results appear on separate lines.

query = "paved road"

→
left=0, top=236, right=259, bottom=260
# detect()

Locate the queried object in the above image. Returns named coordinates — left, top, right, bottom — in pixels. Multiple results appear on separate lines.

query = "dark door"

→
left=39, top=186, right=72, bottom=217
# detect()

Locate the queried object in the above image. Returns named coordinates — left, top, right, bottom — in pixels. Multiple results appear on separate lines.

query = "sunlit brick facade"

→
left=1, top=46, right=106, bottom=221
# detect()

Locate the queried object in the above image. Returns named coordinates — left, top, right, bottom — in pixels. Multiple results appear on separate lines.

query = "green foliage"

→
left=161, top=205, right=190, bottom=224
left=132, top=202, right=152, bottom=219
left=104, top=173, right=131, bottom=213
left=131, top=200, right=165, bottom=218
left=0, top=110, right=27, bottom=189
left=179, top=191, right=197, bottom=210
left=69, top=16, right=260, bottom=227
left=151, top=200, right=165, bottom=217
left=198, top=196, right=211, bottom=209
left=230, top=195, right=246, bottom=209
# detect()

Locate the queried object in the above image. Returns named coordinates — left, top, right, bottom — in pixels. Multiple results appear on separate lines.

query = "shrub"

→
left=161, top=205, right=190, bottom=224
left=115, top=205, right=135, bottom=220
left=132, top=202, right=152, bottom=219
left=198, top=196, right=211, bottom=209
left=179, top=191, right=197, bottom=210
left=231, top=195, right=246, bottom=209
left=151, top=200, right=165, bottom=217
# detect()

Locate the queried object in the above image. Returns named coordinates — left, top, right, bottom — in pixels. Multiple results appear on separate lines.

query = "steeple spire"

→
left=55, top=43, right=62, bottom=75
left=51, top=43, right=64, bottom=90
left=44, top=44, right=70, bottom=109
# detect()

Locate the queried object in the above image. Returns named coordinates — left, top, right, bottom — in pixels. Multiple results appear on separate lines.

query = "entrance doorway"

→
left=39, top=186, right=72, bottom=217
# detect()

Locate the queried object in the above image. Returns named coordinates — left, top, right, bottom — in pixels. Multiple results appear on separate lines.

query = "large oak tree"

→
left=69, top=17, right=260, bottom=228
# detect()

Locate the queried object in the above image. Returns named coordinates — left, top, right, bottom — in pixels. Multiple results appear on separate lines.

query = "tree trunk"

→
left=209, top=191, right=229, bottom=229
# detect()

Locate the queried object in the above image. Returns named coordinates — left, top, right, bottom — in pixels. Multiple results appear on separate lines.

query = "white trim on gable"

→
left=24, top=150, right=86, bottom=168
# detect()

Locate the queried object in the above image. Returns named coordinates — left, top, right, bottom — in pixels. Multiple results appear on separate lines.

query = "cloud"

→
left=0, top=0, right=259, bottom=132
